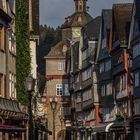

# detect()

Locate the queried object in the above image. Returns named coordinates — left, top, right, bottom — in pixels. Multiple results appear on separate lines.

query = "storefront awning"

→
left=0, top=97, right=28, bottom=119
left=92, top=122, right=114, bottom=133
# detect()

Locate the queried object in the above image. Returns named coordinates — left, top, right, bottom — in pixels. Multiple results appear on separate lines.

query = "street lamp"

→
left=25, top=75, right=35, bottom=140
left=49, top=97, right=58, bottom=140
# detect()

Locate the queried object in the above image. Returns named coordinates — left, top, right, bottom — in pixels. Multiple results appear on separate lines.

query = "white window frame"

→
left=57, top=62, right=63, bottom=71
left=56, top=84, right=63, bottom=96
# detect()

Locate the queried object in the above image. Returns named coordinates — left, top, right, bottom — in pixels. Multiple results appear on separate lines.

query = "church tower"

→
left=61, top=0, right=92, bottom=40
left=74, top=0, right=87, bottom=12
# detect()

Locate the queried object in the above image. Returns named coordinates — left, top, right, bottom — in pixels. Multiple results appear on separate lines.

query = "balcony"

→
left=116, top=90, right=127, bottom=99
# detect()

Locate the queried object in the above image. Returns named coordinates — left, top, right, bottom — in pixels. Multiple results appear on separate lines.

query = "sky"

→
left=40, top=0, right=133, bottom=28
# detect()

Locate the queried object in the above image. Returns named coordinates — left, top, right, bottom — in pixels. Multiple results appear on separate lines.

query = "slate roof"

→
left=46, top=41, right=69, bottom=57
left=61, top=12, right=93, bottom=29
left=98, top=10, right=112, bottom=61
left=84, top=16, right=101, bottom=40
left=102, top=9, right=112, bottom=37
left=113, top=3, right=133, bottom=45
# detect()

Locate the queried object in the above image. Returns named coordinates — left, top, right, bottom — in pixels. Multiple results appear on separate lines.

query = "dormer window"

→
left=78, top=16, right=82, bottom=22
left=62, top=45, right=68, bottom=55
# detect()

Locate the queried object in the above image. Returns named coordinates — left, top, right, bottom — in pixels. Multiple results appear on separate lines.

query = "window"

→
left=57, top=62, right=63, bottom=71
left=114, top=53, right=123, bottom=65
left=101, top=85, right=106, bottom=97
left=100, top=60, right=111, bottom=73
left=82, top=49, right=88, bottom=61
left=133, top=43, right=140, bottom=58
left=115, top=74, right=126, bottom=93
left=134, top=99, right=140, bottom=115
left=134, top=72, right=139, bottom=87
left=88, top=41, right=96, bottom=56
left=56, top=84, right=63, bottom=96
left=82, top=68, right=91, bottom=81
left=102, top=38, right=106, bottom=48
left=106, top=83, right=112, bottom=95
left=76, top=93, right=82, bottom=103
left=63, top=84, right=70, bottom=96
left=99, top=62, right=104, bottom=73
left=83, top=89, right=92, bottom=101
left=75, top=74, right=80, bottom=83
left=78, top=16, right=82, bottom=22
left=60, top=107, right=71, bottom=116
left=105, top=60, right=111, bottom=71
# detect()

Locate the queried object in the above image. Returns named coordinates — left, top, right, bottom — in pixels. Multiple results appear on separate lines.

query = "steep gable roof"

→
left=45, top=41, right=69, bottom=58
left=113, top=3, right=133, bottom=46
left=84, top=16, right=101, bottom=40
left=96, top=10, right=112, bottom=62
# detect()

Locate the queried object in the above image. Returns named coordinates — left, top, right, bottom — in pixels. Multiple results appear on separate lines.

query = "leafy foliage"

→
left=37, top=25, right=62, bottom=74
left=15, top=0, right=31, bottom=105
